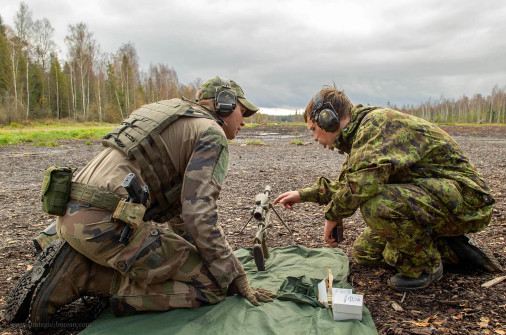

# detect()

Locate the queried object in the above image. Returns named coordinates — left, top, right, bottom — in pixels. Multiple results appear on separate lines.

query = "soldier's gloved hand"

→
left=227, top=273, right=276, bottom=306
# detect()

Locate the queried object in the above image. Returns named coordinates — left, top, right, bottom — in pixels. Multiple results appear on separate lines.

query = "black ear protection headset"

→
left=215, top=77, right=237, bottom=117
left=310, top=91, right=340, bottom=132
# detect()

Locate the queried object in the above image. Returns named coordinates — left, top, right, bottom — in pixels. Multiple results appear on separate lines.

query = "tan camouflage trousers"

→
left=352, top=181, right=492, bottom=278
left=57, top=202, right=226, bottom=315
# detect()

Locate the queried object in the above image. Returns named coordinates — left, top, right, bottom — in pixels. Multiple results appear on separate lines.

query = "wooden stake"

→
left=481, top=275, right=506, bottom=288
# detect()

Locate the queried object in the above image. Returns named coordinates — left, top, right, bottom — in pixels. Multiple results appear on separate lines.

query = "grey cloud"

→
left=3, top=0, right=505, bottom=109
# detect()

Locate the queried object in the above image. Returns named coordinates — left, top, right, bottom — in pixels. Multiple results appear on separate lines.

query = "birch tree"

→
left=115, top=42, right=140, bottom=114
left=65, top=22, right=95, bottom=118
left=14, top=2, right=33, bottom=119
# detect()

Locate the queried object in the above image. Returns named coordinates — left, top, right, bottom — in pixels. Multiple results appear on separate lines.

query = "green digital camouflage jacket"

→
left=298, top=106, right=494, bottom=222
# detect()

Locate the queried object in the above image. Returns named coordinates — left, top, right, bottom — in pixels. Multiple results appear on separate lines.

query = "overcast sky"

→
left=2, top=0, right=505, bottom=113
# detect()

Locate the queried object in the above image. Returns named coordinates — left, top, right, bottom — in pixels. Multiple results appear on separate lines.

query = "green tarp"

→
left=81, top=246, right=377, bottom=335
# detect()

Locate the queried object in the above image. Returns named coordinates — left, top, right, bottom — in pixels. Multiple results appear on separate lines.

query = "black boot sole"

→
left=3, top=239, right=66, bottom=323
left=29, top=240, right=77, bottom=328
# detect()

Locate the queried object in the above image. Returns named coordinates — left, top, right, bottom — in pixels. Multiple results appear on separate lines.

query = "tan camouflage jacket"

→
left=299, top=106, right=494, bottom=222
left=74, top=106, right=242, bottom=289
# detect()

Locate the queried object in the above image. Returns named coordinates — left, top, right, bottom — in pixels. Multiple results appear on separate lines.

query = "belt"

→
left=70, top=182, right=123, bottom=212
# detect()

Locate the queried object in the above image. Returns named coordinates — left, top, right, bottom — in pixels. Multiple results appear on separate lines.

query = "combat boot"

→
left=29, top=242, right=114, bottom=325
left=445, top=234, right=503, bottom=272
left=3, top=239, right=65, bottom=323
left=388, top=262, right=443, bottom=291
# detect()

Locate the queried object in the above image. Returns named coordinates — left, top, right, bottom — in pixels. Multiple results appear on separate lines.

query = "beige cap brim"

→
left=238, top=97, right=259, bottom=117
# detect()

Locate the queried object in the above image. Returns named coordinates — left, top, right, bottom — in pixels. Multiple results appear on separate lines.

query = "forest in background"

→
left=0, top=3, right=505, bottom=126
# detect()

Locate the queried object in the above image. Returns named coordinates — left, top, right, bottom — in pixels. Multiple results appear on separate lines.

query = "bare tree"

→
left=14, top=2, right=33, bottom=119
left=32, top=18, right=56, bottom=113
left=32, top=18, right=55, bottom=71
left=65, top=22, right=95, bottom=118
left=115, top=42, right=140, bottom=114
left=5, top=26, right=20, bottom=115
left=93, top=50, right=107, bottom=122
left=190, top=77, right=203, bottom=100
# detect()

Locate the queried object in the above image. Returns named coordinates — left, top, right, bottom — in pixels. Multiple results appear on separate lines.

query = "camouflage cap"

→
left=196, top=76, right=259, bottom=117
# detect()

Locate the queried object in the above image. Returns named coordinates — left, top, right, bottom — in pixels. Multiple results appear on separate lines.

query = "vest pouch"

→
left=112, top=199, right=147, bottom=230
left=41, top=166, right=76, bottom=216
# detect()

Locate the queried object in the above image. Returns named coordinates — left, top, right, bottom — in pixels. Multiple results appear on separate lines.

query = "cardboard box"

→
left=332, top=311, right=363, bottom=321
left=317, top=267, right=364, bottom=321
left=332, top=292, right=363, bottom=321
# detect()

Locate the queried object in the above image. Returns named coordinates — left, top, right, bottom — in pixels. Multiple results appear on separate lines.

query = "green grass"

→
left=243, top=123, right=260, bottom=128
left=244, top=122, right=307, bottom=127
left=436, top=122, right=506, bottom=126
left=0, top=123, right=114, bottom=146
left=35, top=141, right=59, bottom=147
left=290, top=139, right=304, bottom=145
left=245, top=139, right=266, bottom=146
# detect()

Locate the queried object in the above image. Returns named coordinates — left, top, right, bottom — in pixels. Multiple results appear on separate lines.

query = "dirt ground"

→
left=0, top=124, right=504, bottom=334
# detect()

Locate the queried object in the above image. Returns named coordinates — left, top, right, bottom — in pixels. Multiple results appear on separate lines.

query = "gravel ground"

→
left=0, top=124, right=504, bottom=334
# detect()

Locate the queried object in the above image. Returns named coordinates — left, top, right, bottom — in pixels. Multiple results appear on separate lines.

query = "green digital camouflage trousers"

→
left=57, top=202, right=226, bottom=314
left=352, top=181, right=493, bottom=278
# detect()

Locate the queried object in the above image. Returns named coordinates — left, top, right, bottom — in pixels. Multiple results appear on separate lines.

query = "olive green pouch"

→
left=41, top=166, right=76, bottom=216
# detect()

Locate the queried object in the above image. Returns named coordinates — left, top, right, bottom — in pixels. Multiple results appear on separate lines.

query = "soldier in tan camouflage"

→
left=5, top=76, right=275, bottom=326
left=274, top=85, right=502, bottom=291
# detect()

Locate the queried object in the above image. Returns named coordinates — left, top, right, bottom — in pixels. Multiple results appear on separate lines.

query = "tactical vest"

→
left=102, top=99, right=216, bottom=222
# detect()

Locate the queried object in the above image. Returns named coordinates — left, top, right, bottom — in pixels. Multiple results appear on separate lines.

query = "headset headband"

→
left=312, top=92, right=325, bottom=112
left=310, top=92, right=327, bottom=121
left=219, top=77, right=232, bottom=89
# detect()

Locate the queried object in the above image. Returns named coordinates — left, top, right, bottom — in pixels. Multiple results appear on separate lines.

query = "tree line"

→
left=0, top=3, right=202, bottom=124
left=389, top=86, right=505, bottom=124
left=0, top=3, right=504, bottom=125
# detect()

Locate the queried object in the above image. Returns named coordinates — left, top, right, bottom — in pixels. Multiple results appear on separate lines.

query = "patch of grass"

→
left=290, top=139, right=304, bottom=146
left=266, top=122, right=306, bottom=126
left=0, top=125, right=113, bottom=146
left=244, top=123, right=260, bottom=128
left=85, top=141, right=92, bottom=146
left=437, top=122, right=456, bottom=126
left=35, top=141, right=59, bottom=147
left=245, top=139, right=266, bottom=146
left=436, top=122, right=506, bottom=127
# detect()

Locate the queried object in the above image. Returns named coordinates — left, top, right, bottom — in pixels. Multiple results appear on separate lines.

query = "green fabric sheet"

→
left=81, top=246, right=377, bottom=335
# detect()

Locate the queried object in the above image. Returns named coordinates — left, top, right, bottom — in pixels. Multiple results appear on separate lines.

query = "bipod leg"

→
left=253, top=243, right=265, bottom=271
left=239, top=214, right=255, bottom=233
left=270, top=203, right=292, bottom=234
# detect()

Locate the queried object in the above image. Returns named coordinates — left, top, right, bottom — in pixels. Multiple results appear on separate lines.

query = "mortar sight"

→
left=252, top=186, right=271, bottom=220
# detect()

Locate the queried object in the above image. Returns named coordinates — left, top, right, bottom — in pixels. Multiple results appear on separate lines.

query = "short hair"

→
left=304, top=85, right=353, bottom=123
left=195, top=96, right=216, bottom=111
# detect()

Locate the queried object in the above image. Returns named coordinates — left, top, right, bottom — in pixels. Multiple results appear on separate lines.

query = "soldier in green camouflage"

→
left=274, top=85, right=501, bottom=291
left=5, top=77, right=275, bottom=325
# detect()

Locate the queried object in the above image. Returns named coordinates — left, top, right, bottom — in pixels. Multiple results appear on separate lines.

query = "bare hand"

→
left=324, top=219, right=342, bottom=248
left=273, top=191, right=301, bottom=210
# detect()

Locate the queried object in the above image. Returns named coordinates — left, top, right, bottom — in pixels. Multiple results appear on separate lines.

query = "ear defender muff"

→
left=215, top=77, right=237, bottom=117
left=310, top=92, right=340, bottom=132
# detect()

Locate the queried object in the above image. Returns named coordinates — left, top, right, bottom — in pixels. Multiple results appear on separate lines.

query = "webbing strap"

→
left=130, top=145, right=169, bottom=210
left=70, top=182, right=122, bottom=212
left=140, top=137, right=171, bottom=192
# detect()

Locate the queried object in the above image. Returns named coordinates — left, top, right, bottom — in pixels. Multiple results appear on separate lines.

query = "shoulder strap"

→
left=102, top=99, right=216, bottom=222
